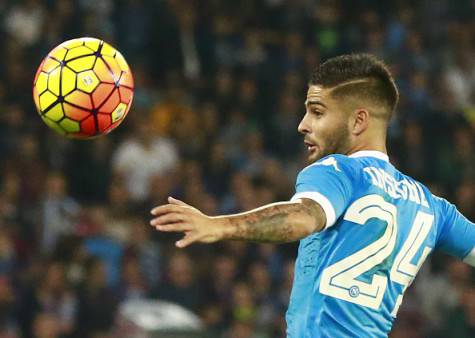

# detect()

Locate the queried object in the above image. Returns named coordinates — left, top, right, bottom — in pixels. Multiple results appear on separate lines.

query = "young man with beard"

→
left=150, top=54, right=475, bottom=337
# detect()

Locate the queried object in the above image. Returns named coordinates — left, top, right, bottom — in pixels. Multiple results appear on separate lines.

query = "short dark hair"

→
left=310, top=54, right=399, bottom=118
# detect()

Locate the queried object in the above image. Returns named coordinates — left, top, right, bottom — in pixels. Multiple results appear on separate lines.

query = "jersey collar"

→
left=349, top=150, right=389, bottom=162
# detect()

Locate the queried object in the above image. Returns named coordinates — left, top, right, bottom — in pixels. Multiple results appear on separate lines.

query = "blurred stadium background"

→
left=0, top=0, right=474, bottom=337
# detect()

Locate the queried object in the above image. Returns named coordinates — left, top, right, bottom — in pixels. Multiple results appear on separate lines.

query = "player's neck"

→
left=345, top=143, right=387, bottom=156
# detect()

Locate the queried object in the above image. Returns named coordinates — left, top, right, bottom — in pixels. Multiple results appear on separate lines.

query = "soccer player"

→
left=150, top=54, right=475, bottom=337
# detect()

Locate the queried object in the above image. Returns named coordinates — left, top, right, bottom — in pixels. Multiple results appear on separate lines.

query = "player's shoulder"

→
left=299, top=154, right=363, bottom=177
left=429, top=192, right=453, bottom=213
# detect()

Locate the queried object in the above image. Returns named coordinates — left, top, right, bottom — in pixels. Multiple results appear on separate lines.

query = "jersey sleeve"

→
left=291, top=155, right=356, bottom=230
left=436, top=198, right=475, bottom=266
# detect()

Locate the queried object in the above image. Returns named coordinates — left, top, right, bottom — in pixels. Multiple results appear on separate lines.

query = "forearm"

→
left=216, top=199, right=326, bottom=243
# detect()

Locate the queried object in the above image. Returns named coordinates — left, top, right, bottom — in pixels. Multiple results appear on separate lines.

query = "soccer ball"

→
left=33, top=37, right=134, bottom=139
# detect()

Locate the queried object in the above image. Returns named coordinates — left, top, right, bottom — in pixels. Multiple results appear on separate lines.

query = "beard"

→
left=307, top=124, right=351, bottom=163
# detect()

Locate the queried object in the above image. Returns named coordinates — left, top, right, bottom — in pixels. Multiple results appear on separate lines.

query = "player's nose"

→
left=298, top=115, right=311, bottom=135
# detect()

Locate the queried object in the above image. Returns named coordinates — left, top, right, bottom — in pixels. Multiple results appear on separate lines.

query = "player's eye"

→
left=311, top=109, right=324, bottom=117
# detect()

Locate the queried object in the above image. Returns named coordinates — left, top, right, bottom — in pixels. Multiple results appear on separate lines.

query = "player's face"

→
left=298, top=85, right=351, bottom=163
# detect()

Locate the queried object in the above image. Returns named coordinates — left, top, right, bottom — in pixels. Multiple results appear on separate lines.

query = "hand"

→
left=150, top=197, right=228, bottom=248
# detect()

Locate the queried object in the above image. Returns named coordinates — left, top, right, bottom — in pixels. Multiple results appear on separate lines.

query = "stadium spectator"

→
left=123, top=219, right=161, bottom=290
left=31, top=312, right=63, bottom=338
left=0, top=276, right=18, bottom=337
left=152, top=251, right=201, bottom=311
left=0, top=0, right=473, bottom=336
left=4, top=0, right=45, bottom=48
left=75, top=257, right=118, bottom=337
left=39, top=173, right=80, bottom=256
left=18, top=262, right=76, bottom=338
left=438, top=284, right=475, bottom=338
left=444, top=46, right=475, bottom=110
left=81, top=206, right=124, bottom=287
left=112, top=112, right=179, bottom=203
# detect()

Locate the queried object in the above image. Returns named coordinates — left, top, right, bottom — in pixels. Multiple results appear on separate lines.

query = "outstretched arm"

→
left=150, top=197, right=326, bottom=248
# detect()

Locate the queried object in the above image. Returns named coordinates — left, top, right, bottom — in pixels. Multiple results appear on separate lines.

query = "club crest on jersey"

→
left=316, top=157, right=341, bottom=172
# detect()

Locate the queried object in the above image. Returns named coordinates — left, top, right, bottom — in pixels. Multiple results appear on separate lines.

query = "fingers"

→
left=150, top=197, right=192, bottom=215
left=150, top=212, right=187, bottom=226
left=150, top=203, right=184, bottom=216
left=168, top=196, right=189, bottom=206
left=154, top=222, right=193, bottom=232
left=149, top=198, right=208, bottom=248
left=176, top=232, right=200, bottom=248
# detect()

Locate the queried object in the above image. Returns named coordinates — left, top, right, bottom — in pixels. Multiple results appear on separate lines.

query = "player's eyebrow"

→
left=305, top=100, right=327, bottom=109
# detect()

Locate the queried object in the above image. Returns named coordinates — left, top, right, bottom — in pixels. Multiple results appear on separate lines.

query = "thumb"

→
left=168, top=196, right=189, bottom=206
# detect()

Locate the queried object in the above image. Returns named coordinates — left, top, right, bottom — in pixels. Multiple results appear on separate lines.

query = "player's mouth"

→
left=304, top=140, right=318, bottom=152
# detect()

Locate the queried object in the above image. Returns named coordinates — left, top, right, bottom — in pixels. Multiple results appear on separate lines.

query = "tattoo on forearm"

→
left=227, top=200, right=324, bottom=243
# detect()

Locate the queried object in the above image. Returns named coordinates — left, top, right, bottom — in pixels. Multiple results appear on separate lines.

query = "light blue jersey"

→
left=286, top=150, right=475, bottom=338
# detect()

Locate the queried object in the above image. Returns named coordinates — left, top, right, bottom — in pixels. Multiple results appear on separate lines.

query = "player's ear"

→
left=351, top=108, right=370, bottom=135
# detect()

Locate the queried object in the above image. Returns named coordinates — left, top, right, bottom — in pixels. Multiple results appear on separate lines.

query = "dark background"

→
left=0, top=0, right=474, bottom=337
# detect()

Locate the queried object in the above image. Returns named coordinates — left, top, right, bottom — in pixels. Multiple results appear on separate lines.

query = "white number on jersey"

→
left=319, top=195, right=434, bottom=311
left=391, top=211, right=433, bottom=286
left=320, top=195, right=397, bottom=309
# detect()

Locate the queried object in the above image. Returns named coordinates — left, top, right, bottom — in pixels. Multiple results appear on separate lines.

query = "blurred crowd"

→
left=0, top=0, right=474, bottom=337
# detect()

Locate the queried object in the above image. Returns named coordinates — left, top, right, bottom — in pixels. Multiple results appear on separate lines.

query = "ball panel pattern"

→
left=47, top=68, right=61, bottom=96
left=61, top=67, right=76, bottom=95
left=65, top=90, right=93, bottom=110
left=48, top=46, right=67, bottom=61
left=42, top=58, right=60, bottom=73
left=33, top=37, right=134, bottom=138
left=111, top=103, right=128, bottom=123
left=92, top=58, right=114, bottom=83
left=100, top=89, right=120, bottom=114
left=120, top=73, right=134, bottom=88
left=83, top=38, right=100, bottom=52
left=92, top=83, right=115, bottom=108
left=39, top=91, right=57, bottom=111
left=42, top=116, right=66, bottom=135
left=80, top=115, right=96, bottom=135
left=100, top=42, right=117, bottom=57
left=59, top=117, right=80, bottom=133
left=102, top=55, right=122, bottom=82
left=97, top=113, right=112, bottom=132
left=119, top=87, right=133, bottom=104
left=77, top=70, right=99, bottom=93
left=35, top=72, right=48, bottom=94
left=44, top=103, right=64, bottom=122
left=68, top=56, right=95, bottom=72
left=65, top=46, right=94, bottom=61
left=63, top=103, right=91, bottom=121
